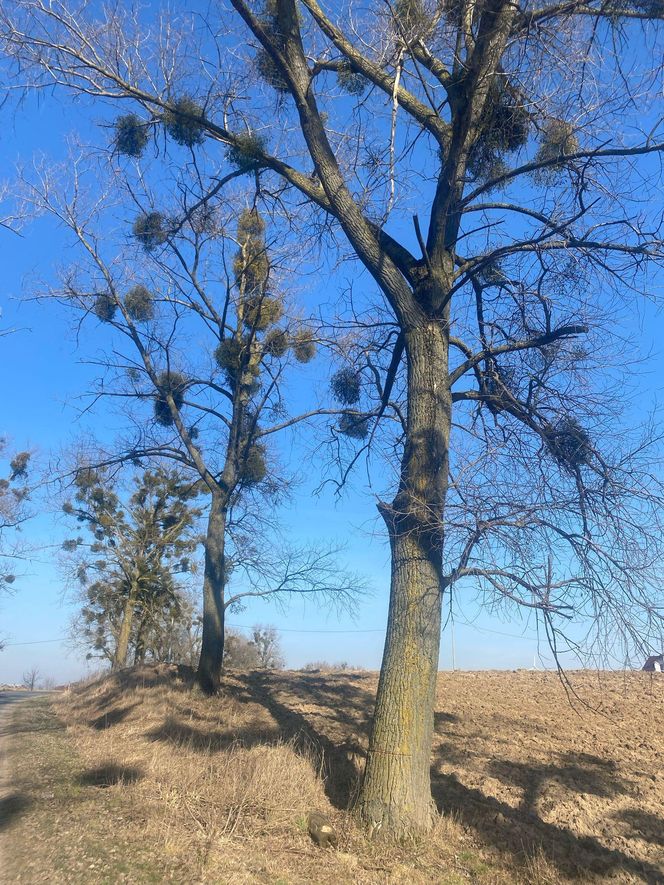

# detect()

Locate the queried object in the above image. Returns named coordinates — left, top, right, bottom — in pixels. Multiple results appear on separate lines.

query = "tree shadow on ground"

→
left=434, top=711, right=459, bottom=728
left=431, top=756, right=662, bottom=884
left=488, top=755, right=628, bottom=815
left=222, top=671, right=377, bottom=809
left=145, top=713, right=279, bottom=752
left=0, top=793, right=32, bottom=830
left=88, top=702, right=143, bottom=730
left=616, top=808, right=664, bottom=847
left=76, top=763, right=143, bottom=788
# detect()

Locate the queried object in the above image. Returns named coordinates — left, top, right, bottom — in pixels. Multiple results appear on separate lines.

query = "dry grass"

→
left=2, top=665, right=662, bottom=883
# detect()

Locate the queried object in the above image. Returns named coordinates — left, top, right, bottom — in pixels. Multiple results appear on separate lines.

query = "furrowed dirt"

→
left=1, top=667, right=662, bottom=883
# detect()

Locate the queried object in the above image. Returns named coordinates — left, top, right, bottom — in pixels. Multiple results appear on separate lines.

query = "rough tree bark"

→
left=112, top=582, right=138, bottom=670
left=358, top=317, right=451, bottom=832
left=196, top=491, right=229, bottom=694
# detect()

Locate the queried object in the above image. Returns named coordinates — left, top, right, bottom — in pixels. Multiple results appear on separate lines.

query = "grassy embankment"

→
left=1, top=666, right=661, bottom=884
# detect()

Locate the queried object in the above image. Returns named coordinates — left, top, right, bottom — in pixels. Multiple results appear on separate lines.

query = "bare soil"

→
left=1, top=667, right=662, bottom=883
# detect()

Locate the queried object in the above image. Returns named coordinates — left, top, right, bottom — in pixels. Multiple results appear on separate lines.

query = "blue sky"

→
left=1, top=34, right=664, bottom=684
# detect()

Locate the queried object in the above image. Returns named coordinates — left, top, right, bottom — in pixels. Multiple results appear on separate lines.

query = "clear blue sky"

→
left=1, top=41, right=663, bottom=685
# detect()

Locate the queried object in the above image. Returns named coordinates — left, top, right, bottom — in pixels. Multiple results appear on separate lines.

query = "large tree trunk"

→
left=112, top=584, right=137, bottom=670
left=357, top=319, right=450, bottom=837
left=196, top=492, right=228, bottom=694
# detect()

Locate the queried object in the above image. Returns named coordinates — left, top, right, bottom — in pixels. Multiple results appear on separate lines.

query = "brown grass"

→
left=2, top=666, right=662, bottom=883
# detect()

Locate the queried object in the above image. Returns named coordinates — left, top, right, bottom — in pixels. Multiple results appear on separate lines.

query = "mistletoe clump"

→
left=263, top=328, right=289, bottom=358
left=243, top=294, right=283, bottom=331
left=163, top=96, right=206, bottom=147
left=331, top=368, right=362, bottom=405
left=339, top=412, right=371, bottom=440
left=9, top=452, right=30, bottom=480
left=291, top=328, right=316, bottom=363
left=214, top=337, right=243, bottom=386
left=534, top=119, right=579, bottom=178
left=394, top=0, right=434, bottom=37
left=215, top=337, right=259, bottom=391
left=124, top=285, right=154, bottom=322
left=239, top=443, right=268, bottom=486
left=544, top=416, right=593, bottom=472
left=93, top=293, right=117, bottom=323
left=467, top=81, right=531, bottom=180
left=114, top=113, right=150, bottom=158
left=234, top=208, right=270, bottom=296
left=133, top=211, right=169, bottom=251
left=256, top=49, right=290, bottom=92
left=337, top=62, right=367, bottom=96
left=154, top=371, right=187, bottom=427
left=226, top=132, right=268, bottom=174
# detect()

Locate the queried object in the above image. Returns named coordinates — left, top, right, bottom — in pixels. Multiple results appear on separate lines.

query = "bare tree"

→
left=3, top=0, right=664, bottom=836
left=250, top=624, right=285, bottom=668
left=22, top=666, right=39, bottom=690
left=15, top=152, right=360, bottom=694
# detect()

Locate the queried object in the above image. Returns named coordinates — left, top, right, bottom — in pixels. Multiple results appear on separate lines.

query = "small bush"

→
left=114, top=113, right=149, bottom=158
left=394, top=0, right=434, bottom=36
left=467, top=81, right=530, bottom=180
left=133, top=212, right=169, bottom=251
left=9, top=452, right=30, bottom=480
left=124, top=285, right=154, bottom=322
left=163, top=96, right=205, bottom=147
left=214, top=338, right=244, bottom=388
left=237, top=208, right=265, bottom=240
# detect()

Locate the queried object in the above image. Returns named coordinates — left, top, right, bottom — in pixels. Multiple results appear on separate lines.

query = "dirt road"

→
left=0, top=692, right=52, bottom=874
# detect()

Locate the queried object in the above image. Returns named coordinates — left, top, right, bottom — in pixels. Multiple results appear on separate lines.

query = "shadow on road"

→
left=0, top=793, right=32, bottom=831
